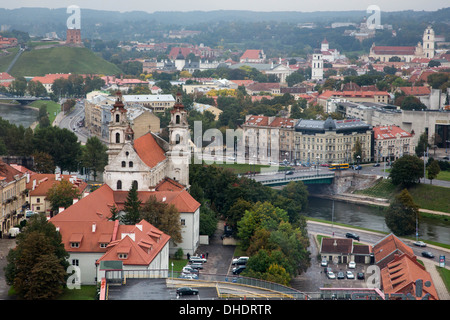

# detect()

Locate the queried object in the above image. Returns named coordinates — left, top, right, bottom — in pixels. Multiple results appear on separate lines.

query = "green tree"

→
left=5, top=213, right=69, bottom=300
left=389, top=155, right=424, bottom=187
left=32, top=151, right=56, bottom=173
left=415, top=131, right=430, bottom=157
left=427, top=159, right=441, bottom=184
left=385, top=189, right=419, bottom=236
left=80, top=136, right=108, bottom=181
left=46, top=179, right=81, bottom=214
left=140, top=195, right=182, bottom=244
left=121, top=184, right=142, bottom=225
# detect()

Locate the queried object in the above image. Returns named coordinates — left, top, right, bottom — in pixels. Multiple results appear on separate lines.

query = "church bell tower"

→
left=167, top=92, right=190, bottom=187
left=107, top=91, right=128, bottom=162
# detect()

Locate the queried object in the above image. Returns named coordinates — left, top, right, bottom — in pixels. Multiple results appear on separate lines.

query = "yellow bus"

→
left=328, top=163, right=350, bottom=170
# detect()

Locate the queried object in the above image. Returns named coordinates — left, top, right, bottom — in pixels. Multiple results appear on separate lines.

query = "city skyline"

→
left=3, top=0, right=449, bottom=13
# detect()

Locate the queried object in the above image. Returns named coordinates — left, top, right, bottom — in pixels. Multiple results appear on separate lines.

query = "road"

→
left=57, top=99, right=89, bottom=144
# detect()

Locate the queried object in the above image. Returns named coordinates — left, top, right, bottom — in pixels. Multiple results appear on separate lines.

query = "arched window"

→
left=116, top=132, right=120, bottom=143
left=117, top=180, right=122, bottom=190
left=176, top=114, right=180, bottom=124
left=121, top=161, right=126, bottom=167
left=116, top=114, right=120, bottom=123
left=129, top=161, right=133, bottom=168
left=132, top=180, right=138, bottom=189
left=175, top=134, right=180, bottom=144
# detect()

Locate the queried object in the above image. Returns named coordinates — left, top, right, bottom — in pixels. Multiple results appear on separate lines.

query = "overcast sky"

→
left=3, top=0, right=449, bottom=13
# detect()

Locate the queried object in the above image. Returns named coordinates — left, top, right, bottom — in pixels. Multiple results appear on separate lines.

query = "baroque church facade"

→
left=103, top=91, right=190, bottom=191
left=369, top=26, right=436, bottom=62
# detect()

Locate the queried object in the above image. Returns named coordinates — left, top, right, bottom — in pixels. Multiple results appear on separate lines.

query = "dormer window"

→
left=71, top=242, right=80, bottom=248
left=118, top=253, right=128, bottom=259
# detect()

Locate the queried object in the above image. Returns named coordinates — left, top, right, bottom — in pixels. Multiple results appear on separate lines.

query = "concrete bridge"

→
left=250, top=171, right=335, bottom=187
left=0, top=95, right=51, bottom=105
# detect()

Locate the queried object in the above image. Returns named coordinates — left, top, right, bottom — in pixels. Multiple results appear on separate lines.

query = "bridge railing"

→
left=256, top=173, right=335, bottom=185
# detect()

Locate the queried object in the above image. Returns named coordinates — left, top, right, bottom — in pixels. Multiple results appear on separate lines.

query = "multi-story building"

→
left=85, top=93, right=160, bottom=142
left=122, top=94, right=175, bottom=113
left=0, top=161, right=28, bottom=236
left=242, top=115, right=297, bottom=163
left=293, top=118, right=373, bottom=165
left=373, top=125, right=415, bottom=162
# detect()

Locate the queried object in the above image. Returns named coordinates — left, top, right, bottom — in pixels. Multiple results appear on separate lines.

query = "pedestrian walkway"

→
left=422, top=259, right=450, bottom=300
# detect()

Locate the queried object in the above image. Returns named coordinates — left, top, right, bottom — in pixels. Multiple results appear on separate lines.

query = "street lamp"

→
left=357, top=155, right=361, bottom=174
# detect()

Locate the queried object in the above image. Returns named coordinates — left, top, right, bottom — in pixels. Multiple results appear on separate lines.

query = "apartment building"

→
left=242, top=115, right=297, bottom=163
left=122, top=94, right=175, bottom=113
left=294, top=118, right=372, bottom=165
left=0, top=161, right=28, bottom=236
left=373, top=125, right=415, bottom=162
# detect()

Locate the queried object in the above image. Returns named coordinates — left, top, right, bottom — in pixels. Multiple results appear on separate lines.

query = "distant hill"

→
left=8, top=46, right=122, bottom=77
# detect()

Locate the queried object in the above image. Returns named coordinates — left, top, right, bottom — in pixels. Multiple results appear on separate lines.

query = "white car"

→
left=348, top=261, right=356, bottom=269
left=232, top=256, right=249, bottom=265
left=413, top=241, right=427, bottom=247
left=326, top=271, right=336, bottom=279
left=346, top=271, right=355, bottom=279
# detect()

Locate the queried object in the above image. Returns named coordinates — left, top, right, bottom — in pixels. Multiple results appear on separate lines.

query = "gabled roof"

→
left=372, top=46, right=416, bottom=55
left=320, top=238, right=353, bottom=254
left=133, top=132, right=167, bottom=168
left=373, top=233, right=415, bottom=266
left=32, top=73, right=71, bottom=84
left=0, top=161, right=24, bottom=183
left=398, top=86, right=431, bottom=96
left=381, top=253, right=438, bottom=300
left=27, top=173, right=87, bottom=197
left=240, top=49, right=264, bottom=60
left=97, top=219, right=170, bottom=266
left=373, top=125, right=413, bottom=141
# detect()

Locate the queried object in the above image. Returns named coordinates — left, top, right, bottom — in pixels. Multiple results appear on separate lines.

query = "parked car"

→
left=189, top=257, right=206, bottom=264
left=321, top=259, right=328, bottom=267
left=413, top=241, right=427, bottom=247
left=286, top=170, right=294, bottom=175
left=179, top=273, right=199, bottom=280
left=182, top=266, right=198, bottom=274
left=346, top=271, right=355, bottom=279
left=327, top=271, right=336, bottom=279
left=421, top=251, right=434, bottom=259
left=348, top=261, right=356, bottom=269
left=324, top=267, right=332, bottom=273
left=232, top=256, right=249, bottom=265
left=176, top=287, right=199, bottom=296
left=357, top=272, right=365, bottom=280
left=373, top=163, right=380, bottom=167
left=337, top=271, right=345, bottom=279
left=190, top=263, right=203, bottom=270
left=345, top=232, right=360, bottom=241
left=232, top=266, right=246, bottom=275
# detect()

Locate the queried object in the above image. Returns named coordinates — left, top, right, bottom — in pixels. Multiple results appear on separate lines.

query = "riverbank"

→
left=311, top=192, right=450, bottom=218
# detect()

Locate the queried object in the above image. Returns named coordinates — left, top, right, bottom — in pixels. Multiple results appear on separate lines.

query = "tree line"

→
left=189, top=162, right=311, bottom=285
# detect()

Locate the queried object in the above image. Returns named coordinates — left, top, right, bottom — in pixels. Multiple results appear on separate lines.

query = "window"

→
left=37, top=198, right=40, bottom=203
left=132, top=180, right=138, bottom=189
left=72, top=259, right=79, bottom=266
left=117, top=180, right=122, bottom=190
left=181, top=219, right=186, bottom=226
left=116, top=114, right=120, bottom=123
left=121, top=161, right=126, bottom=168
left=100, top=243, right=108, bottom=248
left=176, top=114, right=180, bottom=124
left=115, top=132, right=120, bottom=143
left=118, top=253, right=128, bottom=259
left=71, top=242, right=80, bottom=248
left=129, top=161, right=133, bottom=168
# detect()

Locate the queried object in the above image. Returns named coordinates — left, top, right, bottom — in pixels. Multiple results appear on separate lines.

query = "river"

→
left=0, top=103, right=38, bottom=128
left=304, top=196, right=450, bottom=245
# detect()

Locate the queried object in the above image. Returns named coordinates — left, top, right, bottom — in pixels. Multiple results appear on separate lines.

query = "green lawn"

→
left=0, top=47, right=19, bottom=72
left=437, top=266, right=450, bottom=294
left=29, top=100, right=61, bottom=125
left=57, top=285, right=98, bottom=300
left=355, top=178, right=450, bottom=213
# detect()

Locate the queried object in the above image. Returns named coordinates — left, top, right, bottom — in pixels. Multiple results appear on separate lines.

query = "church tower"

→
left=107, top=91, right=128, bottom=163
left=167, top=92, right=190, bottom=187
left=311, top=50, right=323, bottom=81
left=423, top=26, right=435, bottom=59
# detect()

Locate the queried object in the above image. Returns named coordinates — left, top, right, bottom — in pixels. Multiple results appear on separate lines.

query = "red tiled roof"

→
left=373, top=234, right=414, bottom=266
left=32, top=73, right=71, bottom=84
left=381, top=253, right=439, bottom=300
left=373, top=125, right=413, bottom=141
left=372, top=46, right=416, bottom=55
left=398, top=86, right=430, bottom=96
left=240, top=49, right=264, bottom=60
left=27, top=173, right=87, bottom=197
left=133, top=133, right=167, bottom=168
left=0, top=161, right=23, bottom=183
left=269, top=117, right=296, bottom=128
left=244, top=115, right=269, bottom=126
left=155, top=177, right=185, bottom=192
